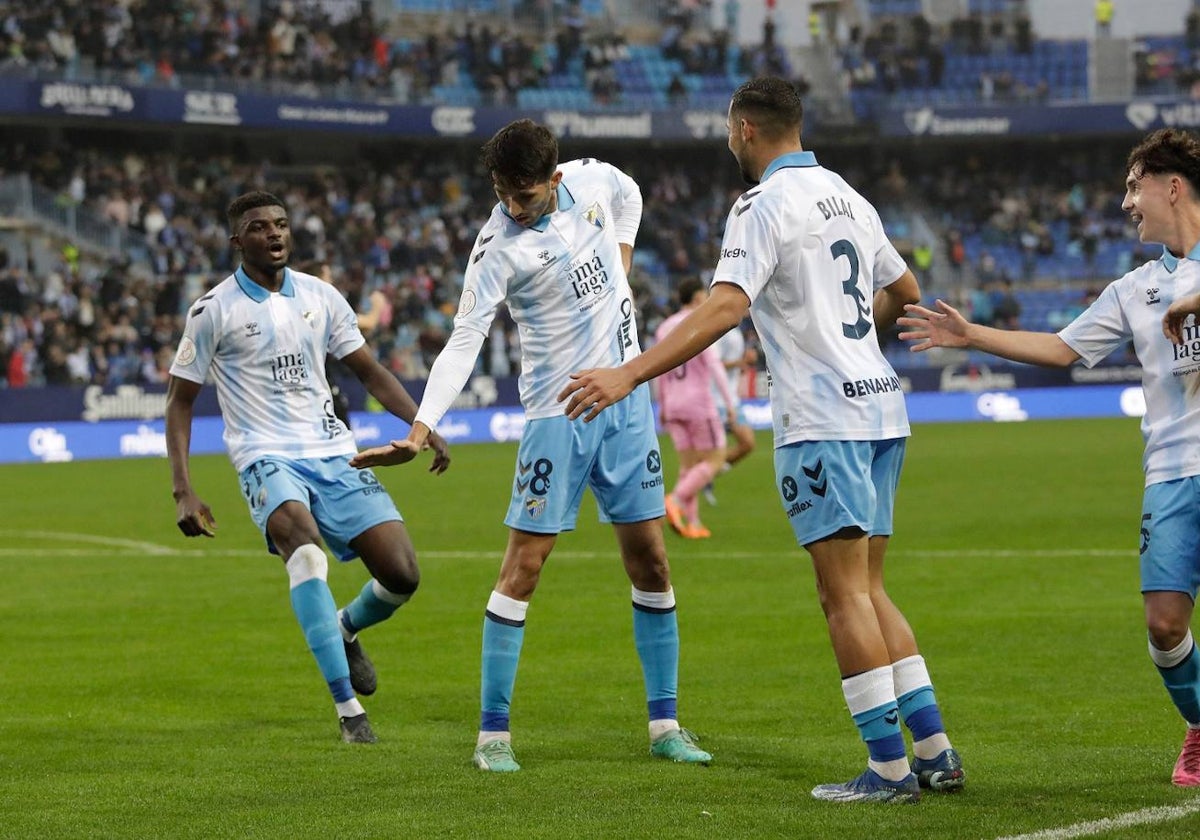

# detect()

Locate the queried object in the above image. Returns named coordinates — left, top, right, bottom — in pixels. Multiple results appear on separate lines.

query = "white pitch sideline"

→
left=994, top=801, right=1200, bottom=840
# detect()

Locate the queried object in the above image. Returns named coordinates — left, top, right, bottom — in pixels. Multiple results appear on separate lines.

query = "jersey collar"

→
left=235, top=265, right=296, bottom=301
left=500, top=182, right=575, bottom=232
left=761, top=150, right=818, bottom=183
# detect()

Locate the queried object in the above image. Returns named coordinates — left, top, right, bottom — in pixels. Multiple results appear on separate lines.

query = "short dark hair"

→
left=677, top=277, right=706, bottom=307
left=227, top=191, right=286, bottom=231
left=480, top=119, right=558, bottom=186
left=1127, top=129, right=1200, bottom=196
left=730, top=76, right=803, bottom=139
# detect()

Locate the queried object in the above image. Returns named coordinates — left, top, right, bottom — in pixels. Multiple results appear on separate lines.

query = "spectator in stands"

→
left=1095, top=0, right=1114, bottom=38
left=667, top=73, right=687, bottom=104
left=991, top=279, right=1022, bottom=330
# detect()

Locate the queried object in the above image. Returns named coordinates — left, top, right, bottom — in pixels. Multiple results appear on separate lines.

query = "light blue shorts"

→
left=504, top=384, right=666, bottom=534
left=1140, top=477, right=1200, bottom=596
left=773, top=438, right=906, bottom=547
left=238, top=455, right=402, bottom=561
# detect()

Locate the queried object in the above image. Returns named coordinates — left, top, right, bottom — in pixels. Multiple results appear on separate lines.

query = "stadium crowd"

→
left=0, top=128, right=1148, bottom=390
left=0, top=1, right=1160, bottom=390
left=0, top=0, right=796, bottom=108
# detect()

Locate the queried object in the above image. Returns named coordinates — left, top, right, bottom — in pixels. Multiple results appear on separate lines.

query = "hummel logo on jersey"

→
left=302, top=311, right=316, bottom=325
left=735, top=189, right=761, bottom=216
left=537, top=249, right=557, bottom=267
left=516, top=459, right=532, bottom=492
left=1147, top=287, right=1161, bottom=304
left=803, top=460, right=827, bottom=497
left=245, top=322, right=261, bottom=337
left=472, top=234, right=494, bottom=264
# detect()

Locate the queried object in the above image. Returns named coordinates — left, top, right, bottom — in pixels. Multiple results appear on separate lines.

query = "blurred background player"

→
left=167, top=191, right=450, bottom=743
left=561, top=76, right=963, bottom=804
left=704, top=319, right=758, bottom=505
left=352, top=120, right=712, bottom=772
left=655, top=276, right=737, bottom=538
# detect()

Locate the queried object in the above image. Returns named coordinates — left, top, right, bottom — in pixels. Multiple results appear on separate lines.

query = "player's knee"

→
left=1147, top=616, right=1190, bottom=652
left=376, top=554, right=420, bottom=596
left=627, top=550, right=670, bottom=590
left=285, top=544, right=328, bottom=587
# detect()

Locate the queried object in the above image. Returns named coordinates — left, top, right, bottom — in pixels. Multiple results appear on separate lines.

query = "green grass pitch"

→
left=3, top=417, right=1200, bottom=838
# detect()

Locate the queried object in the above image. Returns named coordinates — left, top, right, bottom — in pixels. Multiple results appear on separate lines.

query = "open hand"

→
left=897, top=300, right=972, bottom=351
left=350, top=439, right=423, bottom=468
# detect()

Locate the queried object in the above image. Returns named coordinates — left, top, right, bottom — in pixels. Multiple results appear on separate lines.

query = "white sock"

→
left=336, top=698, right=365, bottom=718
left=914, top=733, right=952, bottom=760
left=649, top=719, right=680, bottom=741
left=869, top=757, right=912, bottom=782
left=477, top=730, right=511, bottom=747
left=336, top=609, right=355, bottom=642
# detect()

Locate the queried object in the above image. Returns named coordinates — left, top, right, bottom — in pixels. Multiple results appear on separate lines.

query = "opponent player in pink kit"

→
left=655, top=278, right=736, bottom=538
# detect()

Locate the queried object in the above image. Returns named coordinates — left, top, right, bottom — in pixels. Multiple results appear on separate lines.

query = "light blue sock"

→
left=633, top=588, right=679, bottom=722
left=286, top=546, right=352, bottom=703
left=481, top=591, right=527, bottom=733
left=1153, top=634, right=1200, bottom=725
left=342, top=579, right=410, bottom=634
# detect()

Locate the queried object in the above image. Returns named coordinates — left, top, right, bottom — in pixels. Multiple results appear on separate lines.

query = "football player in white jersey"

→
left=706, top=322, right=758, bottom=504
left=902, top=127, right=1200, bottom=788
left=561, top=77, right=963, bottom=803
left=351, top=120, right=711, bottom=772
left=166, top=191, right=450, bottom=744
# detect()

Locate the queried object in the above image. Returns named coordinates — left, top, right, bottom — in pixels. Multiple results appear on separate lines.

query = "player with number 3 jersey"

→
left=560, top=77, right=964, bottom=803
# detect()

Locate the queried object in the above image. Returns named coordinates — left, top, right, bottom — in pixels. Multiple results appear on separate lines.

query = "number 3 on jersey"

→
left=831, top=239, right=872, bottom=340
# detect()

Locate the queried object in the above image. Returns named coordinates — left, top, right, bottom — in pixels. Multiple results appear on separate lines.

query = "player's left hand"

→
left=1163, top=292, right=1200, bottom=343
left=426, top=431, right=451, bottom=475
left=351, top=440, right=422, bottom=468
left=558, top=367, right=636, bottom=422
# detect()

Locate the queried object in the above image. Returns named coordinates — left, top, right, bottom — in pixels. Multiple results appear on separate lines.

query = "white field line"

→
left=0, top=530, right=1137, bottom=561
left=993, top=800, right=1200, bottom=840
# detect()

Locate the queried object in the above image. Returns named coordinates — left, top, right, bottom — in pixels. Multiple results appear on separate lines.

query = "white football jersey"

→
left=419, top=158, right=642, bottom=426
left=710, top=151, right=910, bottom=447
left=1059, top=246, right=1200, bottom=486
left=169, top=266, right=364, bottom=472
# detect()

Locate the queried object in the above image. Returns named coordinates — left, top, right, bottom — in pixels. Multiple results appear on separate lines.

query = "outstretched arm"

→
left=898, top=299, right=1080, bottom=367
left=341, top=346, right=451, bottom=474
left=559, top=282, right=751, bottom=421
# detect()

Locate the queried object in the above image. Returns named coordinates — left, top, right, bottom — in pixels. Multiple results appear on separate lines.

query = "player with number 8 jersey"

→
left=351, top=119, right=712, bottom=773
